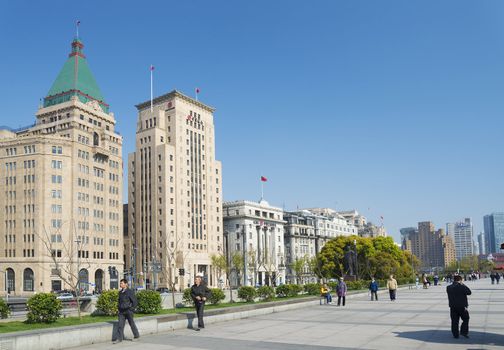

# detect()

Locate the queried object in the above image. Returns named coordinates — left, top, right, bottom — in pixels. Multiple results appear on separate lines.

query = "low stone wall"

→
left=0, top=287, right=409, bottom=350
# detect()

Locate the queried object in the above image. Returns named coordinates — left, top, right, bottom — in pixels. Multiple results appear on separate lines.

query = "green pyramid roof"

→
left=44, top=38, right=108, bottom=112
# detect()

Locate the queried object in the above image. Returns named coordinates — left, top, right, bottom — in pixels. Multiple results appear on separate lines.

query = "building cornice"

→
left=135, top=90, right=215, bottom=113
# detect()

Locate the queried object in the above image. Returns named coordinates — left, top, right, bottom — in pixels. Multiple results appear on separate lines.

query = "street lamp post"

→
left=75, top=239, right=82, bottom=295
left=354, top=239, right=359, bottom=280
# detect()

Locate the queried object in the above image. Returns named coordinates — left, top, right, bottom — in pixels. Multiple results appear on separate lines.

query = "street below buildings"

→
left=72, top=278, right=504, bottom=350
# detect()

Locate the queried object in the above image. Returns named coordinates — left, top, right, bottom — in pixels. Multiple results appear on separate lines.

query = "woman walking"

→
left=336, top=277, right=347, bottom=306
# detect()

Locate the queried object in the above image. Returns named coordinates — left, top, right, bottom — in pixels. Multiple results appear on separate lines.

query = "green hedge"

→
left=183, top=288, right=194, bottom=306
left=257, top=286, right=275, bottom=301
left=276, top=284, right=302, bottom=298
left=96, top=290, right=119, bottom=316
left=237, top=286, right=256, bottom=302
left=208, top=288, right=225, bottom=305
left=303, top=283, right=321, bottom=296
left=26, top=293, right=62, bottom=323
left=0, top=298, right=10, bottom=319
left=136, top=290, right=162, bottom=314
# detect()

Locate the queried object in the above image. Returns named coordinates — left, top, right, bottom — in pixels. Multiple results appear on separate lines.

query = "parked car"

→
left=156, top=287, right=170, bottom=294
left=56, top=293, right=74, bottom=300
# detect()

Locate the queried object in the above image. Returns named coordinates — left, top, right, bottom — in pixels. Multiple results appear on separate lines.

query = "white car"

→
left=56, top=293, right=74, bottom=300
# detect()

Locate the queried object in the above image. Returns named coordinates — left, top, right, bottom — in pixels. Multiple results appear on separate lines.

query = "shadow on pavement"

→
left=394, top=330, right=504, bottom=346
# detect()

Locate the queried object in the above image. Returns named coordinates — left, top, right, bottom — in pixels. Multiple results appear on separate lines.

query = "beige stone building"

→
left=404, top=221, right=456, bottom=270
left=127, top=90, right=222, bottom=290
left=0, top=38, right=123, bottom=295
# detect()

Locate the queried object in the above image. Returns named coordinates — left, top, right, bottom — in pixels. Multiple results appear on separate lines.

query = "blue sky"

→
left=1, top=1, right=504, bottom=243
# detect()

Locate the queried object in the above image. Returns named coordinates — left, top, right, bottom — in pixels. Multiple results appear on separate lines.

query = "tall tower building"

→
left=128, top=91, right=222, bottom=290
left=446, top=218, right=474, bottom=261
left=483, top=213, right=504, bottom=253
left=477, top=232, right=486, bottom=255
left=0, top=37, right=123, bottom=295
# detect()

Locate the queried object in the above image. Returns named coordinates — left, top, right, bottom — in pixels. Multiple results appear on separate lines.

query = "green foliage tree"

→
left=26, top=293, right=62, bottom=323
left=0, top=298, right=10, bottom=319
left=291, top=256, right=307, bottom=284
left=136, top=290, right=162, bottom=314
left=319, top=235, right=416, bottom=281
left=96, top=290, right=119, bottom=316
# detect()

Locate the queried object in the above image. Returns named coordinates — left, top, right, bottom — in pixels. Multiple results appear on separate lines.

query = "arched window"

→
left=23, top=268, right=34, bottom=291
left=6, top=268, right=15, bottom=292
left=94, top=269, right=104, bottom=294
left=79, top=269, right=89, bottom=292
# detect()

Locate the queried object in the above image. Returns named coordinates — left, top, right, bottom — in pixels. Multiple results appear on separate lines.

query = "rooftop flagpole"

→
left=150, top=65, right=155, bottom=114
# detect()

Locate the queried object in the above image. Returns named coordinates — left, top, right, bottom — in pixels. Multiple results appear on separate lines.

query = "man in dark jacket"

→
left=369, top=278, right=379, bottom=301
left=191, top=275, right=211, bottom=331
left=446, top=275, right=472, bottom=339
left=114, top=279, right=140, bottom=343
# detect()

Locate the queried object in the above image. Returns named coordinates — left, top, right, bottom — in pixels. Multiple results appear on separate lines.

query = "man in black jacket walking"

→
left=191, top=275, right=211, bottom=331
left=446, top=275, right=472, bottom=339
left=114, top=279, right=140, bottom=343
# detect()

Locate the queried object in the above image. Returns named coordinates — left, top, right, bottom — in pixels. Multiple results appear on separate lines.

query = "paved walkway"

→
left=72, top=279, right=504, bottom=350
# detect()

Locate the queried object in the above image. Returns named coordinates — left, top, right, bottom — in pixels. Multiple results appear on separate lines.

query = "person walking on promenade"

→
left=336, top=277, right=347, bottom=306
left=422, top=273, right=429, bottom=289
left=496, top=272, right=501, bottom=284
left=490, top=272, right=495, bottom=284
left=191, top=275, right=211, bottom=331
left=447, top=275, right=472, bottom=339
left=369, top=278, right=379, bottom=301
left=434, top=275, right=439, bottom=286
left=387, top=274, right=398, bottom=301
left=114, top=279, right=140, bottom=344
left=320, top=283, right=332, bottom=304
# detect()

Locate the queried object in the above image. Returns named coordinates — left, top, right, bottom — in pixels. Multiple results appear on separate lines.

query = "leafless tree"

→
left=37, top=221, right=91, bottom=319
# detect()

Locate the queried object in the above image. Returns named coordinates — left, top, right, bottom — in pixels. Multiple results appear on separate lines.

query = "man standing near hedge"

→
left=191, top=274, right=211, bottom=331
left=114, top=279, right=140, bottom=343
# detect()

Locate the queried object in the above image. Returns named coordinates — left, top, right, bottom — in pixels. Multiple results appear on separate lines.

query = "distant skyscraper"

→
left=477, top=232, right=486, bottom=255
left=400, top=227, right=417, bottom=250
left=403, top=222, right=455, bottom=269
left=483, top=213, right=504, bottom=253
left=446, top=218, right=474, bottom=261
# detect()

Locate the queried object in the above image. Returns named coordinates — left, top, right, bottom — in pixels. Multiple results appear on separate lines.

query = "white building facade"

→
left=446, top=218, right=474, bottom=261
left=223, top=200, right=285, bottom=287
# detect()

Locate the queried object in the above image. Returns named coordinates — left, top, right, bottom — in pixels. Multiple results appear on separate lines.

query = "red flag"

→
left=186, top=115, right=192, bottom=121
left=380, top=216, right=384, bottom=220
left=76, top=20, right=81, bottom=26
left=196, top=88, right=200, bottom=94
left=150, top=65, right=155, bottom=71
left=261, top=176, right=267, bottom=182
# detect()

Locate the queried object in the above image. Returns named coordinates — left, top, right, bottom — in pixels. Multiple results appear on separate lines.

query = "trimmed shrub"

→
left=96, top=290, right=119, bottom=316
left=136, top=290, right=162, bottom=314
left=208, top=288, right=225, bottom=305
left=275, top=284, right=290, bottom=297
left=183, top=288, right=194, bottom=306
left=257, top=286, right=275, bottom=301
left=328, top=281, right=338, bottom=291
left=288, top=284, right=303, bottom=296
left=303, top=283, right=321, bottom=296
left=0, top=298, right=10, bottom=319
left=26, top=293, right=62, bottom=323
left=237, top=286, right=256, bottom=302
